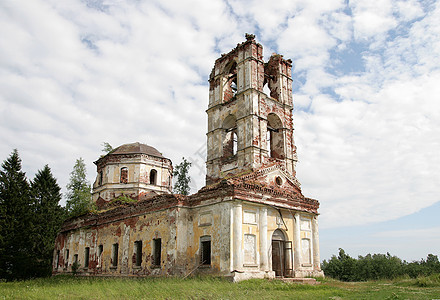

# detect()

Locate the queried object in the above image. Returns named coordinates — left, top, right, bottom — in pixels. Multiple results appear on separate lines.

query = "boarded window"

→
left=134, top=241, right=142, bottom=267
left=112, top=243, right=119, bottom=267
left=301, top=238, right=311, bottom=265
left=301, top=218, right=311, bottom=231
left=199, top=211, right=212, bottom=226
left=200, top=236, right=211, bottom=265
left=243, top=211, right=256, bottom=224
left=150, top=169, right=157, bottom=185
left=153, top=238, right=161, bottom=266
left=84, top=247, right=90, bottom=268
left=120, top=167, right=128, bottom=184
left=244, top=234, right=256, bottom=264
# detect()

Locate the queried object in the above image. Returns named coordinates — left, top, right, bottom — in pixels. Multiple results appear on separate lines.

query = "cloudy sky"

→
left=1, top=0, right=439, bottom=261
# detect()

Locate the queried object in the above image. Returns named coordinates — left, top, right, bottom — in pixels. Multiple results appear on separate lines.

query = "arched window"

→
left=267, top=113, right=284, bottom=159
left=224, top=62, right=237, bottom=102
left=231, top=79, right=237, bottom=97
left=149, top=169, right=157, bottom=185
left=222, top=114, right=237, bottom=158
left=120, top=167, right=128, bottom=184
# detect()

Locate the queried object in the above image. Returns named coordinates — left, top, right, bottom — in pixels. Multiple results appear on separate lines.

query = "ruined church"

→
left=53, top=34, right=323, bottom=281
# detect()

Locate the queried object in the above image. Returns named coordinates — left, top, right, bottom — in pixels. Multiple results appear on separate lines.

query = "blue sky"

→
left=0, top=0, right=439, bottom=262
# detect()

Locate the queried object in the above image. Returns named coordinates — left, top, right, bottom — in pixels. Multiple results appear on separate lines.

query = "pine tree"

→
left=30, top=165, right=65, bottom=277
left=173, top=157, right=192, bottom=195
left=65, top=158, right=92, bottom=218
left=0, top=150, right=33, bottom=280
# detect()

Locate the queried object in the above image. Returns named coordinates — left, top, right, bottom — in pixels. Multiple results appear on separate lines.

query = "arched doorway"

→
left=271, top=229, right=293, bottom=277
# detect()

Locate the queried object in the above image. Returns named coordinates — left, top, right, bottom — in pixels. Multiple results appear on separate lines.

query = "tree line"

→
left=322, top=248, right=440, bottom=281
left=0, top=146, right=192, bottom=281
left=0, top=150, right=92, bottom=280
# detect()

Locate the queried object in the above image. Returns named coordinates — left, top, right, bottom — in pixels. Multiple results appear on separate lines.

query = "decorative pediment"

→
left=224, top=164, right=319, bottom=213
left=231, top=163, right=302, bottom=194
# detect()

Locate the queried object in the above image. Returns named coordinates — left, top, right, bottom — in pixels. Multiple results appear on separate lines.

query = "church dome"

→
left=109, top=142, right=164, bottom=158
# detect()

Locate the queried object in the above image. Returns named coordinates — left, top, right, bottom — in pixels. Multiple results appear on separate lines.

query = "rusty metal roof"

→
left=110, top=142, right=164, bottom=158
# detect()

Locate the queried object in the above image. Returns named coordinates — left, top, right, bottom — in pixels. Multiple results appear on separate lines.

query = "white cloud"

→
left=395, top=0, right=424, bottom=22
left=350, top=0, right=397, bottom=42
left=0, top=0, right=439, bottom=245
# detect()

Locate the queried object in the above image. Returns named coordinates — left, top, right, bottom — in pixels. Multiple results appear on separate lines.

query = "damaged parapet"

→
left=206, top=34, right=297, bottom=186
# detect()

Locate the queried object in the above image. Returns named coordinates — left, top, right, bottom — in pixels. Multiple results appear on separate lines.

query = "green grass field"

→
left=1, top=275, right=440, bottom=299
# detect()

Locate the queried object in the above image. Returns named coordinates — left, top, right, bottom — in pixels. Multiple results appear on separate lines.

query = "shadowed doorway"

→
left=271, top=229, right=293, bottom=277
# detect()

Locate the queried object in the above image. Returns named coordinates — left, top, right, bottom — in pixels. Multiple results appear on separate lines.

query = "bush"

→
left=71, top=262, right=80, bottom=276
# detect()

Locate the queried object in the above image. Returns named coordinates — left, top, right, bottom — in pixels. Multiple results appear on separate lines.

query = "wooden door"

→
left=272, top=240, right=284, bottom=277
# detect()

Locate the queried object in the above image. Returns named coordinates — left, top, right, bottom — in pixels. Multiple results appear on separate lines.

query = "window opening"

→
left=263, top=81, right=271, bottom=96
left=112, top=243, right=119, bottom=267
left=99, top=170, right=103, bottom=185
left=153, top=238, right=161, bottom=266
left=74, top=254, right=78, bottom=264
left=55, top=250, right=60, bottom=268
left=222, top=115, right=237, bottom=158
left=150, top=169, right=157, bottom=185
left=224, top=62, right=237, bottom=102
left=65, top=249, right=69, bottom=268
left=200, top=236, right=211, bottom=265
left=232, top=131, right=238, bottom=155
left=266, top=128, right=271, bottom=153
left=84, top=247, right=90, bottom=268
left=97, top=245, right=103, bottom=267
left=135, top=241, right=142, bottom=267
left=120, top=167, right=128, bottom=184
left=231, top=79, right=237, bottom=97
left=267, top=113, right=284, bottom=159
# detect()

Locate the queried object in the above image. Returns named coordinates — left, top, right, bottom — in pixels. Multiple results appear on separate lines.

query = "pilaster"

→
left=312, top=216, right=321, bottom=271
left=232, top=202, right=243, bottom=271
left=293, top=212, right=301, bottom=272
left=259, top=207, right=268, bottom=271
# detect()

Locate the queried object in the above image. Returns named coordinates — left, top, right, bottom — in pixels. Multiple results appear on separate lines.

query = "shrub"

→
left=71, top=262, right=80, bottom=276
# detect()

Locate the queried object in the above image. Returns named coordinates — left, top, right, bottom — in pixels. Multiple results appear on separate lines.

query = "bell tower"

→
left=206, top=34, right=298, bottom=185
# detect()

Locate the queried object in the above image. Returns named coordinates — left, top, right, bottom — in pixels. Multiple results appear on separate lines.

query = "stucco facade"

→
left=53, top=34, right=324, bottom=281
